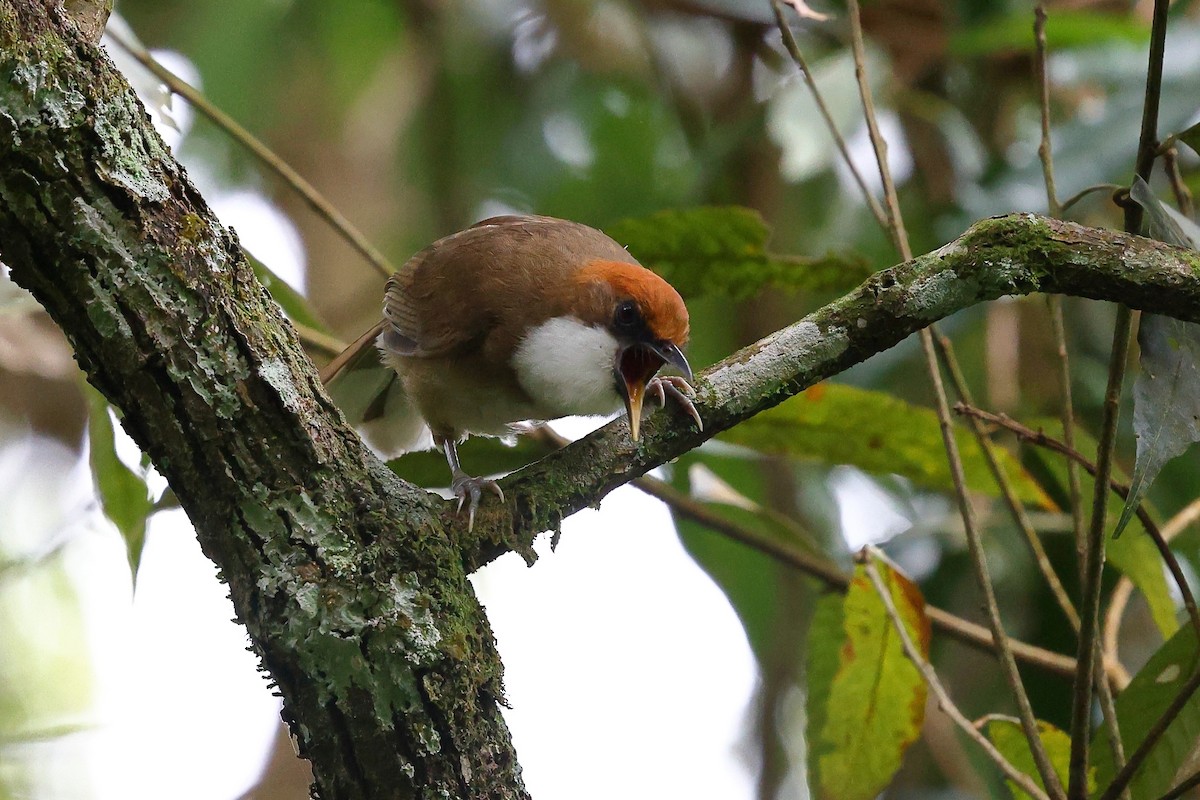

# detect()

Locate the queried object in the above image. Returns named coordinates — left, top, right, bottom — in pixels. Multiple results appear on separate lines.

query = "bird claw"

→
left=647, top=375, right=703, bottom=432
left=451, top=473, right=505, bottom=531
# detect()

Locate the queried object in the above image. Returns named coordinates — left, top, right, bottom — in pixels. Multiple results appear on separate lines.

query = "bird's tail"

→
left=321, top=323, right=432, bottom=458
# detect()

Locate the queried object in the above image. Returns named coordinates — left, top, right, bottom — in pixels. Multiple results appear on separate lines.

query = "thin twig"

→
left=956, top=403, right=1200, bottom=647
left=1073, top=312, right=1131, bottom=800
left=528, top=421, right=1096, bottom=681
left=1034, top=10, right=1127, bottom=787
left=924, top=333, right=1067, bottom=798
left=776, top=0, right=1066, bottom=655
left=1034, top=3, right=1084, bottom=572
left=1158, top=768, right=1200, bottom=800
left=1163, top=497, right=1200, bottom=542
left=1047, top=300, right=1087, bottom=569
left=293, top=322, right=348, bottom=359
left=1060, top=184, right=1123, bottom=214
left=934, top=331, right=1080, bottom=632
left=1104, top=496, right=1200, bottom=679
left=104, top=28, right=395, bottom=281
left=844, top=1, right=1065, bottom=794
left=768, top=0, right=888, bottom=231
left=1097, top=666, right=1200, bottom=800
left=1091, top=634, right=1131, bottom=800
left=1070, top=1, right=1173, bottom=791
left=844, top=0, right=909, bottom=260
left=1034, top=5, right=1062, bottom=219
left=861, top=553, right=1051, bottom=800
left=1163, top=146, right=1195, bottom=218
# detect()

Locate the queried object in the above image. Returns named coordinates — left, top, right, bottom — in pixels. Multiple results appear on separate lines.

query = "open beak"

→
left=616, top=341, right=692, bottom=441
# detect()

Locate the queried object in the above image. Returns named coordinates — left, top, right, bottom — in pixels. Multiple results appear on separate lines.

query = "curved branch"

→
left=471, top=215, right=1200, bottom=566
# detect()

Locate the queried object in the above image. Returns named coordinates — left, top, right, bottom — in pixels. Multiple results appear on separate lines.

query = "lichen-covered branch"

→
left=0, top=4, right=524, bottom=798
left=470, top=215, right=1200, bottom=567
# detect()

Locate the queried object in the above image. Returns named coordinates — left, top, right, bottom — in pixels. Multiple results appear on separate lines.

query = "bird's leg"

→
left=437, top=434, right=505, bottom=531
left=647, top=375, right=703, bottom=431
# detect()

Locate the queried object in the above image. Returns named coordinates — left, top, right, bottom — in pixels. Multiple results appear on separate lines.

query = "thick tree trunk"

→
left=0, top=4, right=526, bottom=798
left=6, top=2, right=1200, bottom=799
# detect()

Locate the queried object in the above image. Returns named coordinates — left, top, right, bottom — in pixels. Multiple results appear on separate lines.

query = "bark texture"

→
left=6, top=2, right=1200, bottom=799
left=1, top=4, right=525, bottom=798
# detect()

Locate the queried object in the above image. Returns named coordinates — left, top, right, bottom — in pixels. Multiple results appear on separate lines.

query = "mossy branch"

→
left=470, top=216, right=1200, bottom=566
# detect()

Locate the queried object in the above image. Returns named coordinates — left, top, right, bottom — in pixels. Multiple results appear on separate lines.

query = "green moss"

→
left=179, top=212, right=206, bottom=243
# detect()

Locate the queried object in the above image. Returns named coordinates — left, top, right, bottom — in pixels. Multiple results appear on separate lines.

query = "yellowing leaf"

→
left=720, top=383, right=1054, bottom=508
left=814, top=560, right=930, bottom=800
left=984, top=717, right=1081, bottom=799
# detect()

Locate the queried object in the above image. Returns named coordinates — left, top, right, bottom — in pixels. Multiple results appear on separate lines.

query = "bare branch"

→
left=104, top=27, right=396, bottom=280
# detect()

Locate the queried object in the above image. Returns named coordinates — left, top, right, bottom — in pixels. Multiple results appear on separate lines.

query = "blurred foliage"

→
left=720, top=382, right=1053, bottom=506
left=86, top=386, right=154, bottom=576
left=1091, top=622, right=1200, bottom=800
left=1021, top=418, right=1177, bottom=638
left=4, top=0, right=1200, bottom=797
left=609, top=206, right=873, bottom=297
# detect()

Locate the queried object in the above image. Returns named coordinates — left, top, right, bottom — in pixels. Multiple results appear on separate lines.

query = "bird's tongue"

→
left=620, top=346, right=664, bottom=441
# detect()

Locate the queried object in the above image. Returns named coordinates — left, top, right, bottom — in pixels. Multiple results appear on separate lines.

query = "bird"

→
left=320, top=214, right=702, bottom=528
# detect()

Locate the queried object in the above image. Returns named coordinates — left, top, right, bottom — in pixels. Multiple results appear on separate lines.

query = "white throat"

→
left=511, top=316, right=622, bottom=418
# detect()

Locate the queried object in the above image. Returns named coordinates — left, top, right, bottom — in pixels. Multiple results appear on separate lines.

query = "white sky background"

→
left=85, top=460, right=760, bottom=800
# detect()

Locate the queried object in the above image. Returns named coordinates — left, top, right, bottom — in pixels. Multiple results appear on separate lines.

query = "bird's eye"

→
left=613, top=300, right=640, bottom=332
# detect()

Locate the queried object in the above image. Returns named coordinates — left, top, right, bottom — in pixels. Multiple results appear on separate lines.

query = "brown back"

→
left=383, top=216, right=640, bottom=362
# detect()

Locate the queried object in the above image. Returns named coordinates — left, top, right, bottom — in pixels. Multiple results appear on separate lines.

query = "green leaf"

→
left=245, top=249, right=329, bottom=332
left=607, top=207, right=872, bottom=299
left=1114, top=179, right=1200, bottom=537
left=1019, top=418, right=1178, bottom=638
left=814, top=559, right=930, bottom=800
left=719, top=383, right=1055, bottom=509
left=85, top=386, right=153, bottom=576
left=806, top=592, right=846, bottom=796
left=1108, top=521, right=1179, bottom=638
left=984, top=717, right=1081, bottom=799
left=1091, top=624, right=1200, bottom=799
left=951, top=9, right=1148, bottom=56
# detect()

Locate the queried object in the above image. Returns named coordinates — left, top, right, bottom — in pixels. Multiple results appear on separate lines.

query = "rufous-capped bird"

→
left=320, top=215, right=701, bottom=527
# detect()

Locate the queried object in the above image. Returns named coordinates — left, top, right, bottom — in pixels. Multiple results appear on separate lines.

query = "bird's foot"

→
left=647, top=375, right=703, bottom=431
left=451, top=472, right=505, bottom=531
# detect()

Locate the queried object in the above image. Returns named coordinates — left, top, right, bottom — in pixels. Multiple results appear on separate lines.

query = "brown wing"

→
left=319, top=320, right=385, bottom=385
left=381, top=215, right=637, bottom=360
